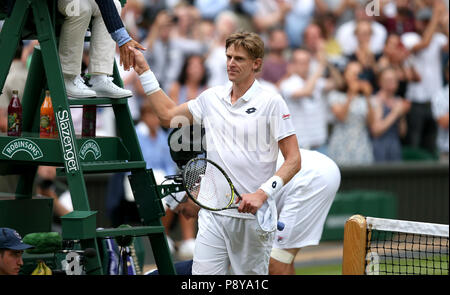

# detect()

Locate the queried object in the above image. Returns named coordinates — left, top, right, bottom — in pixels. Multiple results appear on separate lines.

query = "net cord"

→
left=366, top=217, right=449, bottom=238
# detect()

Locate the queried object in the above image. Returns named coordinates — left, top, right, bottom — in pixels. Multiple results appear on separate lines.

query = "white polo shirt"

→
left=188, top=79, right=296, bottom=219
left=280, top=74, right=328, bottom=149
left=402, top=32, right=448, bottom=103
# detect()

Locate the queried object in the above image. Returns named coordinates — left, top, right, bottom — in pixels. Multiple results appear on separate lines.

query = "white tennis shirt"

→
left=188, top=80, right=296, bottom=219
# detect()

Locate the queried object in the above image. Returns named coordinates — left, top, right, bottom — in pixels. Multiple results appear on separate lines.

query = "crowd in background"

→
left=1, top=0, right=449, bottom=166
left=0, top=0, right=449, bottom=260
left=114, top=0, right=449, bottom=166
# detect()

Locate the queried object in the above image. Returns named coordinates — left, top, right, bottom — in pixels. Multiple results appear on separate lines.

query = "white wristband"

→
left=259, top=175, right=284, bottom=199
left=139, top=70, right=161, bottom=95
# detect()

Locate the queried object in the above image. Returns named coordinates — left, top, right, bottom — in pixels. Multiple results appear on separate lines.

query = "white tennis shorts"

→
left=273, top=150, right=341, bottom=249
left=192, top=210, right=274, bottom=275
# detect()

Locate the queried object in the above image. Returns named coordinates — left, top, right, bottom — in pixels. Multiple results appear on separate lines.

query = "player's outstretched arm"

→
left=129, top=46, right=194, bottom=128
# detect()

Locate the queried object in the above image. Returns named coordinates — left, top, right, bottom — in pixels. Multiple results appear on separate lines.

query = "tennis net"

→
left=342, top=215, right=449, bottom=275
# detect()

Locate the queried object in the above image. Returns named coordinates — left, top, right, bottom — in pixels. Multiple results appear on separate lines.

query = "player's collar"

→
left=222, top=79, right=260, bottom=103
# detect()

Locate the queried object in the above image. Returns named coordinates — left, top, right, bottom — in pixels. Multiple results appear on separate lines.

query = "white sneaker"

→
left=177, top=238, right=195, bottom=260
left=90, top=76, right=132, bottom=98
left=65, top=75, right=96, bottom=98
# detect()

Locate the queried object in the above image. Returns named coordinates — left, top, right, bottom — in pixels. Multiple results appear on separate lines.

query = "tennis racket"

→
left=182, top=157, right=285, bottom=231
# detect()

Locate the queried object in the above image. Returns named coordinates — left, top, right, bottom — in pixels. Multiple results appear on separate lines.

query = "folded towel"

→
left=256, top=198, right=278, bottom=232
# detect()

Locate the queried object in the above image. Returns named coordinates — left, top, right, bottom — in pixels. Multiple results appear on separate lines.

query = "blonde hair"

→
left=225, top=31, right=265, bottom=72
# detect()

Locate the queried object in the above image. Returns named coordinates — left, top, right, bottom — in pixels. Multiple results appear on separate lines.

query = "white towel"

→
left=256, top=198, right=278, bottom=232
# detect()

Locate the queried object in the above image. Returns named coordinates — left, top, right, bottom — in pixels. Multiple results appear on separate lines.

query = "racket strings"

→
left=184, top=159, right=234, bottom=210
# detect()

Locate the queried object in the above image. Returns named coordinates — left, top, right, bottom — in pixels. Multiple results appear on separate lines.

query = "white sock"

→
left=90, top=74, right=108, bottom=84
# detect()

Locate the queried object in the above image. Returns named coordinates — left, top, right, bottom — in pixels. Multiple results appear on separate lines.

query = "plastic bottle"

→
left=40, top=90, right=55, bottom=138
left=7, top=90, right=22, bottom=136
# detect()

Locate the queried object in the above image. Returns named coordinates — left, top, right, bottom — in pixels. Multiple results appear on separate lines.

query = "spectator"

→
left=279, top=48, right=339, bottom=154
left=327, top=61, right=375, bottom=165
left=401, top=1, right=449, bottom=155
left=205, top=10, right=239, bottom=87
left=260, top=27, right=289, bottom=86
left=283, top=0, right=318, bottom=48
left=252, top=0, right=320, bottom=48
left=120, top=0, right=146, bottom=41
left=331, top=0, right=362, bottom=25
left=168, top=54, right=208, bottom=105
left=336, top=2, right=387, bottom=56
left=171, top=2, right=208, bottom=56
left=135, top=101, right=177, bottom=178
left=0, top=43, right=27, bottom=109
left=303, top=22, right=325, bottom=72
left=252, top=0, right=292, bottom=38
left=194, top=0, right=230, bottom=20
left=144, top=10, right=184, bottom=92
left=431, top=62, right=449, bottom=162
left=370, top=67, right=410, bottom=162
left=348, top=20, right=381, bottom=91
left=0, top=228, right=34, bottom=275
left=36, top=166, right=72, bottom=218
left=376, top=33, right=420, bottom=98
left=379, top=0, right=416, bottom=35
left=316, top=12, right=346, bottom=69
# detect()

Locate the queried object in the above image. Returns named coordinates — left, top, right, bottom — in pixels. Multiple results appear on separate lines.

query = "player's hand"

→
left=128, top=46, right=150, bottom=75
left=119, top=39, right=146, bottom=71
left=237, top=190, right=268, bottom=215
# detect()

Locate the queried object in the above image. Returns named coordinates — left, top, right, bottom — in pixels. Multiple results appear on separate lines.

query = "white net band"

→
left=366, top=217, right=449, bottom=238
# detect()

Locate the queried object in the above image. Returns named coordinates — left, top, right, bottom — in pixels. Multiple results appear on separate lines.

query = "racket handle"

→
left=277, top=221, right=285, bottom=231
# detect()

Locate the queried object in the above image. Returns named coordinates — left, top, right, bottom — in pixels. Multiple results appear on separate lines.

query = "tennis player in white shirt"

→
left=129, top=31, right=301, bottom=275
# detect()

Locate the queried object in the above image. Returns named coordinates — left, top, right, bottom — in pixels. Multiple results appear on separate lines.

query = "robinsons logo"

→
left=2, top=138, right=44, bottom=160
left=79, top=139, right=102, bottom=160
left=57, top=110, right=79, bottom=172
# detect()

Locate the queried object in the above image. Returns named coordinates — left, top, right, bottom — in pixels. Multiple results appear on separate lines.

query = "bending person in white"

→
left=269, top=149, right=341, bottom=275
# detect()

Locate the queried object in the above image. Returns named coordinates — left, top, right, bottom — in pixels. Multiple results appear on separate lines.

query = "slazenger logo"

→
left=79, top=139, right=101, bottom=160
left=57, top=110, right=79, bottom=172
left=2, top=138, right=44, bottom=160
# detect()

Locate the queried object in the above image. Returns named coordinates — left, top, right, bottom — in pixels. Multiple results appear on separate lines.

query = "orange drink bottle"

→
left=40, top=90, right=55, bottom=138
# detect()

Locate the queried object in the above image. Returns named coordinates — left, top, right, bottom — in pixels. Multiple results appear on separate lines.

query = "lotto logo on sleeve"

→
left=282, top=114, right=290, bottom=120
